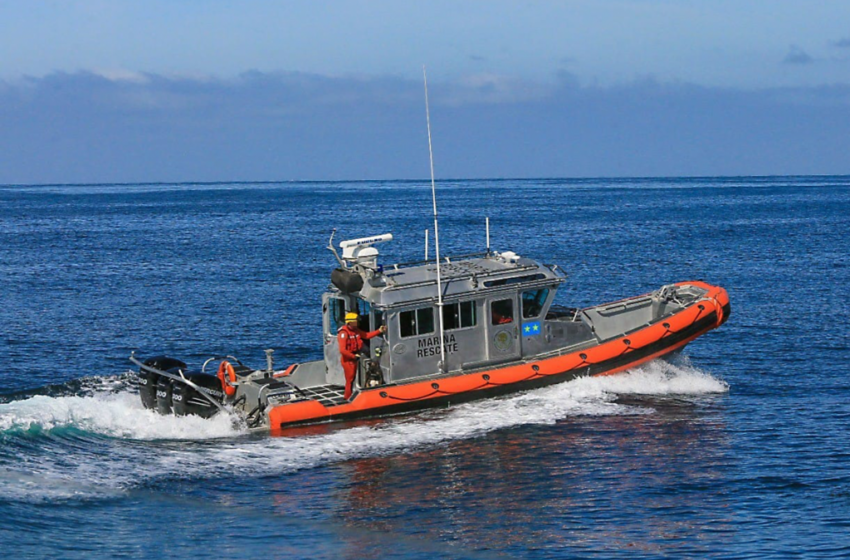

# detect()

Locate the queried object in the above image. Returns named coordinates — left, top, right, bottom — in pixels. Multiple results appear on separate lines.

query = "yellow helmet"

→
left=345, top=312, right=359, bottom=323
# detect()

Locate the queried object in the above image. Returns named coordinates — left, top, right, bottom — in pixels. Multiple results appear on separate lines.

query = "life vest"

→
left=338, top=324, right=363, bottom=360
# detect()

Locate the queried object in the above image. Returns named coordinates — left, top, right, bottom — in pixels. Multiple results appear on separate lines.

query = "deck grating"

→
left=299, top=384, right=348, bottom=407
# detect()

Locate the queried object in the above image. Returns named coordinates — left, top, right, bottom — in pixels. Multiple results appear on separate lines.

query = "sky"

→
left=1, top=1, right=849, bottom=183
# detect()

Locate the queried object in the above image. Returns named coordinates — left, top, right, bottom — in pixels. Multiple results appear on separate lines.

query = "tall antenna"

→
left=424, top=66, right=446, bottom=372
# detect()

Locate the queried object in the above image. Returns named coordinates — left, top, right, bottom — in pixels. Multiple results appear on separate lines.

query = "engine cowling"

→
left=139, top=356, right=187, bottom=411
left=172, top=372, right=225, bottom=418
left=156, top=375, right=174, bottom=415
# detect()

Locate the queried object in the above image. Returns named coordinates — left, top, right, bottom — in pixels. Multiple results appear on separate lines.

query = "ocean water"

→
left=0, top=176, right=848, bottom=559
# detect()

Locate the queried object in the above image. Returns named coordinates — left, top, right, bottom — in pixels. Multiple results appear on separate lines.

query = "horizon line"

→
left=2, top=173, right=849, bottom=189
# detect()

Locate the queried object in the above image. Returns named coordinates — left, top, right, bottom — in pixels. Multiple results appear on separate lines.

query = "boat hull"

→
left=267, top=281, right=730, bottom=433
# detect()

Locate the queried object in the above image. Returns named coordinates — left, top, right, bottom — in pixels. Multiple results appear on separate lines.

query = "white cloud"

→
left=1, top=70, right=849, bottom=184
left=90, top=68, right=149, bottom=84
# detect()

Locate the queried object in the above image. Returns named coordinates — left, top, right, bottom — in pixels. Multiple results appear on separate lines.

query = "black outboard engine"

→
left=139, top=356, right=187, bottom=411
left=172, top=372, right=225, bottom=418
left=156, top=375, right=175, bottom=415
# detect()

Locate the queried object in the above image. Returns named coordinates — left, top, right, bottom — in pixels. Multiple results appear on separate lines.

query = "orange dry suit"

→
left=338, top=323, right=383, bottom=400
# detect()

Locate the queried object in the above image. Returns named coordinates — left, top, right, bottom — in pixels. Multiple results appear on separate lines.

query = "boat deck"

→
left=298, top=384, right=348, bottom=407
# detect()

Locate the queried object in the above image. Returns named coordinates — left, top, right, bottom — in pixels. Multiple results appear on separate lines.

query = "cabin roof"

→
left=385, top=256, right=516, bottom=286
left=341, top=253, right=564, bottom=308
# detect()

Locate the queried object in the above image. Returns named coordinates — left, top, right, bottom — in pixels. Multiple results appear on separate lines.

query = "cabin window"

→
left=399, top=307, right=435, bottom=338
left=373, top=310, right=386, bottom=331
left=356, top=299, right=372, bottom=331
left=522, top=289, right=550, bottom=318
left=329, top=298, right=346, bottom=333
left=491, top=298, right=514, bottom=325
left=484, top=273, right=546, bottom=287
left=443, top=301, right=477, bottom=330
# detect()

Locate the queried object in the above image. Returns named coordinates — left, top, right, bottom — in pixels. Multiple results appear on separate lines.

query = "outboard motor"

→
left=172, top=372, right=225, bottom=418
left=156, top=375, right=175, bottom=415
left=138, top=356, right=187, bottom=410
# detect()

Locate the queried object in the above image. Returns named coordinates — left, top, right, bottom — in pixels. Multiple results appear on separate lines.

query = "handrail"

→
left=384, top=263, right=544, bottom=292
left=389, top=251, right=490, bottom=270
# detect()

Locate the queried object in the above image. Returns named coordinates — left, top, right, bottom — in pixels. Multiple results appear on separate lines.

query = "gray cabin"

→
left=317, top=234, right=594, bottom=388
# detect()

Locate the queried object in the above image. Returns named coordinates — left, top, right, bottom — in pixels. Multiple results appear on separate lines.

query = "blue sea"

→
left=1, top=176, right=848, bottom=559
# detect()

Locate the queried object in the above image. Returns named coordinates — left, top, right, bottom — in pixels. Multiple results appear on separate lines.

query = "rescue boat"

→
left=133, top=232, right=730, bottom=434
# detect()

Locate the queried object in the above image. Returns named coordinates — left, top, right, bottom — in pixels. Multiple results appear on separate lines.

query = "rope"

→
left=376, top=296, right=716, bottom=403
left=379, top=354, right=592, bottom=400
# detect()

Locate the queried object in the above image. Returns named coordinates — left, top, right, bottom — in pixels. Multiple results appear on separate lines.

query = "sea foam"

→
left=0, top=358, right=727, bottom=501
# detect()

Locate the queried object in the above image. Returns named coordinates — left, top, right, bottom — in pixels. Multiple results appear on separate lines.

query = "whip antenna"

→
left=424, top=66, right=446, bottom=372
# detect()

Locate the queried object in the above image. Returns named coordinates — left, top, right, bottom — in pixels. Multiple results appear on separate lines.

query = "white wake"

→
left=0, top=391, right=241, bottom=440
left=0, top=358, right=727, bottom=501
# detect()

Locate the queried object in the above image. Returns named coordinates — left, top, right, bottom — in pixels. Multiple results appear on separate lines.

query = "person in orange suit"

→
left=338, top=312, right=386, bottom=400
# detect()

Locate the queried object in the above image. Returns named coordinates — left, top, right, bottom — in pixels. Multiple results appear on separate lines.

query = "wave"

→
left=0, top=358, right=727, bottom=501
left=0, top=371, right=138, bottom=404
left=0, top=392, right=242, bottom=440
left=573, top=356, right=729, bottom=395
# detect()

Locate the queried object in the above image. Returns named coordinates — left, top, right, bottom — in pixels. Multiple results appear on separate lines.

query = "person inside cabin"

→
left=491, top=298, right=514, bottom=325
left=338, top=312, right=386, bottom=400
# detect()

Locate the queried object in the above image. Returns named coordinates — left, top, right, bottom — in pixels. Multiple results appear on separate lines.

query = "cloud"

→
left=832, top=38, right=850, bottom=48
left=783, top=46, right=814, bottom=65
left=1, top=70, right=849, bottom=184
left=444, top=73, right=550, bottom=105
left=90, top=68, right=150, bottom=84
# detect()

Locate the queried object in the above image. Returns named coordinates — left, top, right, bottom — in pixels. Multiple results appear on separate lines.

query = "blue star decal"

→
left=522, top=320, right=542, bottom=337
